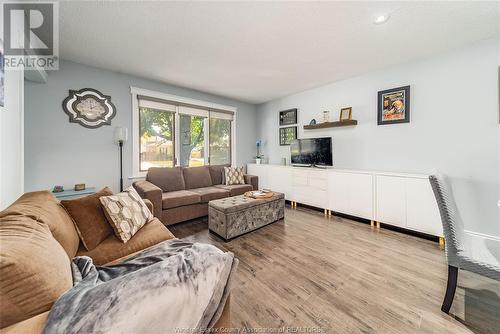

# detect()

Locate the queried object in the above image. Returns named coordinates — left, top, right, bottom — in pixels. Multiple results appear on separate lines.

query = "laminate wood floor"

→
left=169, top=206, right=500, bottom=334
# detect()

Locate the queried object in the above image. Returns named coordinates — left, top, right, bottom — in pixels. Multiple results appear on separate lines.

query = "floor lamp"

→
left=114, top=127, right=128, bottom=192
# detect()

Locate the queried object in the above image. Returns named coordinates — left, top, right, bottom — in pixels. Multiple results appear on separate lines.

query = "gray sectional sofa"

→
left=133, top=165, right=258, bottom=225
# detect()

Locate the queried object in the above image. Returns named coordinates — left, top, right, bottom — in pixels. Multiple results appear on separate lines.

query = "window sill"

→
left=128, top=175, right=146, bottom=180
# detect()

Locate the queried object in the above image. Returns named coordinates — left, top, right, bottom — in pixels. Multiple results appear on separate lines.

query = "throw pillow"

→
left=0, top=215, right=73, bottom=328
left=100, top=186, right=153, bottom=243
left=224, top=166, right=245, bottom=185
left=61, top=187, right=114, bottom=251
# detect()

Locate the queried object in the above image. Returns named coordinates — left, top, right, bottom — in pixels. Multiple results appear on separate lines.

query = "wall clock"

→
left=62, top=88, right=116, bottom=128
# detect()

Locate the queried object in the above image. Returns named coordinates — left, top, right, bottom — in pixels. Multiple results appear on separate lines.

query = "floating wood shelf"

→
left=303, top=120, right=358, bottom=129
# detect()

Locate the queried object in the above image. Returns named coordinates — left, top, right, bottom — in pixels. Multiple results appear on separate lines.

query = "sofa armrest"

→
left=142, top=198, right=154, bottom=215
left=0, top=311, right=48, bottom=334
left=244, top=174, right=258, bottom=190
left=133, top=180, right=162, bottom=219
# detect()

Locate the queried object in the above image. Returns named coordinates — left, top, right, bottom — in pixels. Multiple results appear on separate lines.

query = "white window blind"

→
left=178, top=106, right=209, bottom=118
left=210, top=110, right=234, bottom=120
left=138, top=97, right=176, bottom=112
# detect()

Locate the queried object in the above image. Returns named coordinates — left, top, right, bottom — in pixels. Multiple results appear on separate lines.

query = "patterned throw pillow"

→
left=99, top=186, right=153, bottom=243
left=224, top=166, right=245, bottom=185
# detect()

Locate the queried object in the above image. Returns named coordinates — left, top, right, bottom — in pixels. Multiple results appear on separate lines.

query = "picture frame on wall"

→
left=279, top=108, right=297, bottom=126
left=279, top=126, right=297, bottom=146
left=377, top=85, right=410, bottom=125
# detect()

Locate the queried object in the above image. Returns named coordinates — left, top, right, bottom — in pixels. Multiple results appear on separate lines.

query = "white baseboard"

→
left=464, top=230, right=500, bottom=241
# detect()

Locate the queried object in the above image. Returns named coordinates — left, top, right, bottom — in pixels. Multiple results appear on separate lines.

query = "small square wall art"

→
left=279, top=126, right=297, bottom=146
left=377, top=85, right=410, bottom=125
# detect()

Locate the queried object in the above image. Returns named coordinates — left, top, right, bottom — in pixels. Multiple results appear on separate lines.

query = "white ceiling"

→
left=59, top=1, right=500, bottom=104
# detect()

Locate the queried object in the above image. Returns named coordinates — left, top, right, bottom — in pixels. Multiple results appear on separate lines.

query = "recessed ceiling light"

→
left=374, top=14, right=390, bottom=25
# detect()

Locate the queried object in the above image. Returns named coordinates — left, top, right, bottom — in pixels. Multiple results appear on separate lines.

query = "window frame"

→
left=130, top=86, right=236, bottom=179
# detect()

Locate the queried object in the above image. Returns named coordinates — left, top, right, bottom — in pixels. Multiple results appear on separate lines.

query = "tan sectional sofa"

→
left=134, top=165, right=258, bottom=225
left=0, top=191, right=231, bottom=332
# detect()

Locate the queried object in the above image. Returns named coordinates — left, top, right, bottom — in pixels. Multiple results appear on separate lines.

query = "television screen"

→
left=314, top=137, right=333, bottom=166
left=290, top=137, right=332, bottom=166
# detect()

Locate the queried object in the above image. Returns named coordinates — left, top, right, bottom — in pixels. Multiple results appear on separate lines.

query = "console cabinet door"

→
left=268, top=166, right=292, bottom=199
left=375, top=175, right=406, bottom=228
left=348, top=173, right=374, bottom=220
left=328, top=172, right=373, bottom=220
left=247, top=164, right=268, bottom=189
left=406, top=178, right=443, bottom=236
left=328, top=172, right=350, bottom=214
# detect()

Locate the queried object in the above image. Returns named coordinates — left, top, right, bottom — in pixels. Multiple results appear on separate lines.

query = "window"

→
left=179, top=114, right=205, bottom=167
left=209, top=115, right=231, bottom=165
left=139, top=107, right=175, bottom=170
left=132, top=87, right=236, bottom=177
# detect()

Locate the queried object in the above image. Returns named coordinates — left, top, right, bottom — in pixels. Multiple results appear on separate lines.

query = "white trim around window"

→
left=129, top=86, right=237, bottom=179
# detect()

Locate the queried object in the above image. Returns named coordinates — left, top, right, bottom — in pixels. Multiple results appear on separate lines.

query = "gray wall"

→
left=257, top=38, right=500, bottom=237
left=25, top=60, right=257, bottom=193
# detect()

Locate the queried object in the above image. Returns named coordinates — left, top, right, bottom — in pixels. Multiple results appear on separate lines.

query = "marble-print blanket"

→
left=42, top=239, right=238, bottom=334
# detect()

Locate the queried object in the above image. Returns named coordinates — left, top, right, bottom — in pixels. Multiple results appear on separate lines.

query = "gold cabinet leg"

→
left=376, top=221, right=381, bottom=229
left=324, top=209, right=327, bottom=216
left=439, top=237, right=445, bottom=250
left=328, top=210, right=332, bottom=216
left=370, top=220, right=375, bottom=228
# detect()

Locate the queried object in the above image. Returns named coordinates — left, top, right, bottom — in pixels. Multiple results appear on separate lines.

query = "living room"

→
left=0, top=1, right=499, bottom=333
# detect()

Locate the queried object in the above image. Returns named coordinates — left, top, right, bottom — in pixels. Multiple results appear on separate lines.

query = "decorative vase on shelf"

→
left=323, top=110, right=330, bottom=123
left=255, top=158, right=262, bottom=164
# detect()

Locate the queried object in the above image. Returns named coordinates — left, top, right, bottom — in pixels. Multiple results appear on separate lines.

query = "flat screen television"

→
left=290, top=137, right=332, bottom=167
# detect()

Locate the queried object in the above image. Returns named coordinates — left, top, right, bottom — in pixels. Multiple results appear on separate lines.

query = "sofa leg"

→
left=441, top=265, right=458, bottom=314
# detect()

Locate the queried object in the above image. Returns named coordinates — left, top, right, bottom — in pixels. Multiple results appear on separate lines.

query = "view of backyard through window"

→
left=180, top=114, right=205, bottom=167
left=139, top=108, right=174, bottom=171
left=140, top=107, right=232, bottom=170
left=209, top=118, right=231, bottom=165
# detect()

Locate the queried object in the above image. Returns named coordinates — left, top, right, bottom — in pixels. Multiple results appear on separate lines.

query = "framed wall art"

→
left=377, top=85, right=410, bottom=125
left=279, top=108, right=297, bottom=126
left=279, top=126, right=297, bottom=146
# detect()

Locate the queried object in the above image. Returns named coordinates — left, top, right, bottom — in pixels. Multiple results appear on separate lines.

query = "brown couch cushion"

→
left=183, top=166, right=213, bottom=189
left=162, top=190, right=201, bottom=209
left=60, top=187, right=114, bottom=251
left=190, top=187, right=229, bottom=202
left=215, top=184, right=253, bottom=196
left=0, top=215, right=73, bottom=328
left=0, top=191, right=79, bottom=258
left=208, top=164, right=230, bottom=185
left=161, top=203, right=208, bottom=226
left=146, top=167, right=185, bottom=192
left=76, top=217, right=175, bottom=265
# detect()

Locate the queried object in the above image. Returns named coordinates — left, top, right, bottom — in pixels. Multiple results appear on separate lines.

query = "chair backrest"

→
left=429, top=174, right=464, bottom=265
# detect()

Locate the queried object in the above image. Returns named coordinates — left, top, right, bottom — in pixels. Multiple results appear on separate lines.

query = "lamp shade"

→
left=114, top=127, right=128, bottom=144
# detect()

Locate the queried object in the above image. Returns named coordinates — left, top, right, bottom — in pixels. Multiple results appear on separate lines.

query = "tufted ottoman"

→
left=208, top=192, right=285, bottom=240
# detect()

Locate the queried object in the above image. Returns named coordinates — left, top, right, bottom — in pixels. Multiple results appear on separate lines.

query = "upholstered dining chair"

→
left=429, top=174, right=500, bottom=314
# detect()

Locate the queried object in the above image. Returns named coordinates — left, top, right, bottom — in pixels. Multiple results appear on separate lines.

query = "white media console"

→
left=247, top=163, right=443, bottom=239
